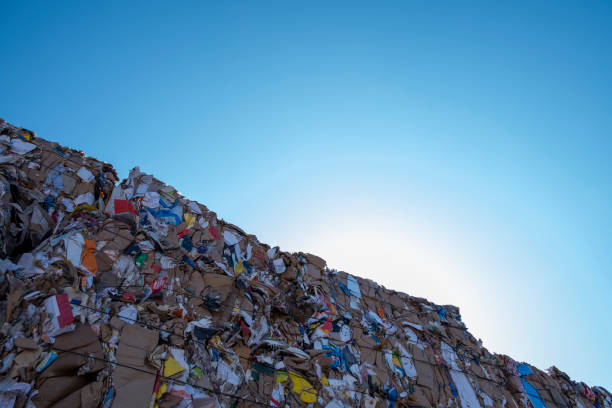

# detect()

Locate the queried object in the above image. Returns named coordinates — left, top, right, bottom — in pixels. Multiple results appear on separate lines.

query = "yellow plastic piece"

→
left=234, top=261, right=246, bottom=275
left=164, top=356, right=185, bottom=377
left=156, top=382, right=168, bottom=398
left=276, top=371, right=288, bottom=383
left=289, top=371, right=317, bottom=403
left=184, top=213, right=196, bottom=228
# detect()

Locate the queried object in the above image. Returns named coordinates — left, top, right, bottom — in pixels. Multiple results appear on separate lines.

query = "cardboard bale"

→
left=0, top=119, right=607, bottom=408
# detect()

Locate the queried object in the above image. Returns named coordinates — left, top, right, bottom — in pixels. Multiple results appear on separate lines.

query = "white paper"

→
left=187, top=201, right=202, bottom=215
left=76, top=167, right=95, bottom=182
left=74, top=192, right=94, bottom=206
left=60, top=198, right=75, bottom=212
left=216, top=360, right=241, bottom=386
left=403, top=321, right=423, bottom=331
left=10, top=139, right=36, bottom=154
left=398, top=344, right=417, bottom=379
left=142, top=191, right=160, bottom=209
left=64, top=233, right=85, bottom=268
left=223, top=229, right=242, bottom=246
left=118, top=305, right=138, bottom=324
left=347, top=275, right=362, bottom=298
left=441, top=342, right=481, bottom=408
left=272, top=258, right=286, bottom=274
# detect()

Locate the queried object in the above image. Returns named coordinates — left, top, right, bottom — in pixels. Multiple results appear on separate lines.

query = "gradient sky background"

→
left=1, top=0, right=611, bottom=388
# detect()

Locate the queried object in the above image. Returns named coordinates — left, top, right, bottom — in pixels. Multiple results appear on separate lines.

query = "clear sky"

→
left=1, top=0, right=611, bottom=388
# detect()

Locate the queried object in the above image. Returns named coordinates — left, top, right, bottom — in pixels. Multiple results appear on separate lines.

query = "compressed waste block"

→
left=0, top=118, right=610, bottom=408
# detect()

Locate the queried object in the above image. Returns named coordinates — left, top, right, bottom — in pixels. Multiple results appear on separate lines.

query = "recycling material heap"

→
left=0, top=118, right=609, bottom=408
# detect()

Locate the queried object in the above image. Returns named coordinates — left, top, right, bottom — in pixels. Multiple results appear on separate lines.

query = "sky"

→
left=1, top=0, right=611, bottom=388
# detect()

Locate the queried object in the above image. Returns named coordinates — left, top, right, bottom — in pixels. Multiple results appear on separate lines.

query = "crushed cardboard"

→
left=0, top=118, right=609, bottom=408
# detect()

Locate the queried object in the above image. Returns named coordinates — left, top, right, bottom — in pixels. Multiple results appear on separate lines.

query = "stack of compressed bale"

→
left=0, top=118, right=610, bottom=408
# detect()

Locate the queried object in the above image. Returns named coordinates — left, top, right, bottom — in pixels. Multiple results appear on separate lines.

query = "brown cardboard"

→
left=14, top=337, right=38, bottom=350
left=35, top=376, right=91, bottom=407
left=202, top=272, right=234, bottom=302
left=112, top=323, right=159, bottom=408
left=39, top=325, right=104, bottom=379
left=413, top=358, right=435, bottom=390
left=52, top=381, right=103, bottom=408
left=94, top=221, right=133, bottom=252
left=188, top=270, right=206, bottom=296
left=6, top=288, right=22, bottom=322
left=61, top=174, right=77, bottom=194
left=304, top=253, right=326, bottom=269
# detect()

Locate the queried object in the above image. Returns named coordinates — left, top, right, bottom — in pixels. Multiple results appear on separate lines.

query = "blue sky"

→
left=2, top=1, right=611, bottom=388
